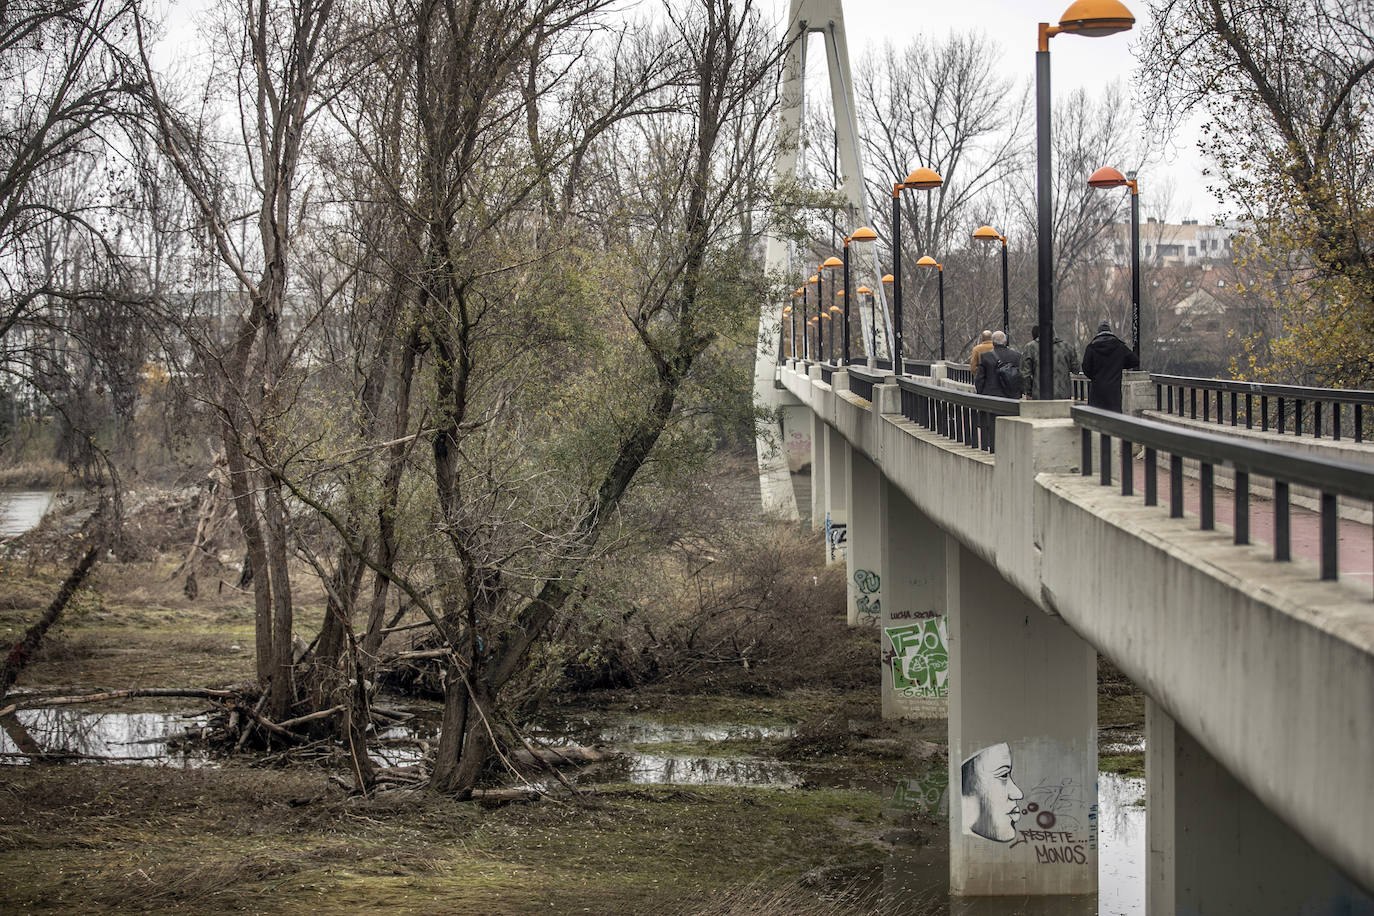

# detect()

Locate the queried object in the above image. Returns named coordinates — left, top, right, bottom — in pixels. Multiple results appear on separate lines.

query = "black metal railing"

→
left=1151, top=374, right=1374, bottom=444
left=945, top=364, right=974, bottom=385
left=820, top=364, right=835, bottom=385
left=906, top=360, right=933, bottom=378
left=1071, top=373, right=1088, bottom=402
left=1074, top=405, right=1374, bottom=583
left=848, top=367, right=883, bottom=402
left=897, top=377, right=1021, bottom=454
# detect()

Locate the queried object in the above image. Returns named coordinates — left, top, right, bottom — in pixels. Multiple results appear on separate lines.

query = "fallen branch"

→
left=0, top=543, right=101, bottom=708
left=277, top=704, right=345, bottom=730
left=0, top=686, right=245, bottom=718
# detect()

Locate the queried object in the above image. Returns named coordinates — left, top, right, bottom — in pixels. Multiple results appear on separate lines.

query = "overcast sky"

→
left=781, top=0, right=1218, bottom=223
left=155, top=0, right=1219, bottom=222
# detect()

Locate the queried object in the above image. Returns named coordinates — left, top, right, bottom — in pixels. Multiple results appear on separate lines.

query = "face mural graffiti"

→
left=961, top=742, right=1024, bottom=842
left=884, top=618, right=948, bottom=697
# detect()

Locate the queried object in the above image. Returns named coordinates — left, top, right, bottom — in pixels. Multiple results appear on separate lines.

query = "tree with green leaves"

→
left=1140, top=0, right=1374, bottom=386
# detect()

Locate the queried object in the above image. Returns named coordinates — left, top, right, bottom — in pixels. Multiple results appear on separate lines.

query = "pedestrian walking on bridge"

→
left=1081, top=321, right=1139, bottom=412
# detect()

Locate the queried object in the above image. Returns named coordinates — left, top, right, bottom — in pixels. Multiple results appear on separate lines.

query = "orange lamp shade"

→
left=836, top=290, right=845, bottom=297
left=794, top=288, right=803, bottom=296
left=1088, top=165, right=1128, bottom=188
left=881, top=274, right=895, bottom=283
left=821, top=256, right=844, bottom=269
left=903, top=167, right=943, bottom=190
left=916, top=255, right=940, bottom=268
left=856, top=285, right=872, bottom=295
left=972, top=225, right=1004, bottom=242
left=1058, top=0, right=1134, bottom=36
left=849, top=226, right=879, bottom=242
left=830, top=305, right=842, bottom=313
left=808, top=275, right=819, bottom=284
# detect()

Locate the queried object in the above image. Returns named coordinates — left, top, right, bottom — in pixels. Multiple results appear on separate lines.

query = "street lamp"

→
left=829, top=302, right=843, bottom=362
left=820, top=256, right=843, bottom=363
left=806, top=274, right=818, bottom=360
left=1037, top=0, right=1135, bottom=398
left=856, top=285, right=874, bottom=364
left=1088, top=165, right=1141, bottom=355
left=916, top=256, right=946, bottom=360
left=881, top=274, right=895, bottom=363
left=892, top=167, right=944, bottom=376
left=791, top=288, right=803, bottom=360
left=844, top=226, right=878, bottom=366
left=972, top=225, right=1010, bottom=337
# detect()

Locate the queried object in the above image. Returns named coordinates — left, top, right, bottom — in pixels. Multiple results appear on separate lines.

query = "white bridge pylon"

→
left=754, top=0, right=888, bottom=518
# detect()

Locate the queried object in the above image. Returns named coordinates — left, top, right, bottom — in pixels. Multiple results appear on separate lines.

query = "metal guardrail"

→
left=847, top=367, right=883, bottom=402
left=944, top=363, right=974, bottom=385
left=906, top=360, right=933, bottom=378
left=1074, top=405, right=1374, bottom=582
left=820, top=364, right=835, bottom=385
left=1071, top=373, right=1088, bottom=402
left=1151, top=373, right=1373, bottom=443
left=897, top=376, right=1021, bottom=454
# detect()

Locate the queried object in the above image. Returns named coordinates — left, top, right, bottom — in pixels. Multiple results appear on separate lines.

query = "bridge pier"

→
left=879, top=480, right=948, bottom=717
left=947, top=537, right=1098, bottom=899
left=823, top=423, right=849, bottom=565
left=808, top=408, right=826, bottom=532
left=1146, top=697, right=1374, bottom=915
left=847, top=449, right=883, bottom=627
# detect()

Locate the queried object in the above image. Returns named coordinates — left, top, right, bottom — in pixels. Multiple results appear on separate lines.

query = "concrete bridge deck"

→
left=774, top=360, right=1374, bottom=913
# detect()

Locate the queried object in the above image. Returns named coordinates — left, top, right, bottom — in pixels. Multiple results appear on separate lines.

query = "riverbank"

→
left=0, top=481, right=1145, bottom=914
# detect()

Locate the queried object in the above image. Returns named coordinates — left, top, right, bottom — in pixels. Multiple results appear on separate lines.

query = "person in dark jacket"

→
left=1021, top=326, right=1081, bottom=399
left=1081, top=321, right=1139, bottom=412
left=974, top=331, right=1023, bottom=398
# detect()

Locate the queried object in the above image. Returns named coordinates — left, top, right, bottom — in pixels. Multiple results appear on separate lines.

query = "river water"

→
left=0, top=705, right=1146, bottom=913
left=0, top=490, right=53, bottom=537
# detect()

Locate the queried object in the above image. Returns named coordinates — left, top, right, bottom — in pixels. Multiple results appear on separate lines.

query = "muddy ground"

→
left=0, top=490, right=1142, bottom=914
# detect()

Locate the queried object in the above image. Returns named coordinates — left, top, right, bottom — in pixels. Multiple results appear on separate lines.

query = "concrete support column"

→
left=878, top=480, right=948, bottom=719
left=823, top=425, right=849, bottom=565
left=809, top=411, right=827, bottom=533
left=947, top=536, right=1098, bottom=898
left=1146, top=698, right=1374, bottom=916
left=847, top=449, right=883, bottom=628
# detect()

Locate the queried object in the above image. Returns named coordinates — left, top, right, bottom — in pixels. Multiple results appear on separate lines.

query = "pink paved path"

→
left=1090, top=453, right=1373, bottom=594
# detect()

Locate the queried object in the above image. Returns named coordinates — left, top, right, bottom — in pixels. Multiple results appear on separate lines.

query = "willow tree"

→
left=1140, top=0, right=1374, bottom=386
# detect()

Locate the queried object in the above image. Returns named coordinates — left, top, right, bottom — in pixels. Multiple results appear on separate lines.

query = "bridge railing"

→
left=943, top=362, right=973, bottom=385
left=820, top=364, right=835, bottom=385
left=1074, top=405, right=1374, bottom=583
left=1150, top=373, right=1374, bottom=443
left=847, top=367, right=884, bottom=402
left=897, top=376, right=1021, bottom=454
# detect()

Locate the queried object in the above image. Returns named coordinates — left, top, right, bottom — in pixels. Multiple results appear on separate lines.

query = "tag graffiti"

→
left=884, top=618, right=948, bottom=698
left=824, top=514, right=848, bottom=561
left=854, top=569, right=880, bottom=618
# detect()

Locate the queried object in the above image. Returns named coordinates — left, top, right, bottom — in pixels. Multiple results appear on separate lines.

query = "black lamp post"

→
left=973, top=225, right=1010, bottom=336
left=1036, top=0, right=1135, bottom=397
left=891, top=168, right=943, bottom=376
left=820, top=256, right=843, bottom=364
left=1088, top=166, right=1142, bottom=355
left=916, top=256, right=945, bottom=360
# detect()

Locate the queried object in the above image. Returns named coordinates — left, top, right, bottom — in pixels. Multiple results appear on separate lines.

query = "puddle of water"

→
left=1098, top=773, right=1147, bottom=915
left=0, top=490, right=54, bottom=537
left=0, top=708, right=210, bottom=766
left=582, top=752, right=799, bottom=787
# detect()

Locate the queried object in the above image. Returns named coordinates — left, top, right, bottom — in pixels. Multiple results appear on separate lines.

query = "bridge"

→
left=765, top=359, right=1374, bottom=912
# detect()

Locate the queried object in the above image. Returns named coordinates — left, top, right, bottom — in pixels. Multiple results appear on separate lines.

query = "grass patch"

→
left=0, top=765, right=897, bottom=915
left=1098, top=753, right=1145, bottom=779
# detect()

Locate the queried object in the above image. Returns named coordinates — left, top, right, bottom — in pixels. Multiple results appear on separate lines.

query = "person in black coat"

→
left=1081, top=321, right=1140, bottom=412
left=974, top=331, right=1023, bottom=398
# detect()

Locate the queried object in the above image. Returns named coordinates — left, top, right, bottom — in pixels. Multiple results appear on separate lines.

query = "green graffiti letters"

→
left=885, top=618, right=949, bottom=698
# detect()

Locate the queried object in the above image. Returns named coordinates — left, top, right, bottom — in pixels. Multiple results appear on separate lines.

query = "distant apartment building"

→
left=1109, top=218, right=1245, bottom=267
